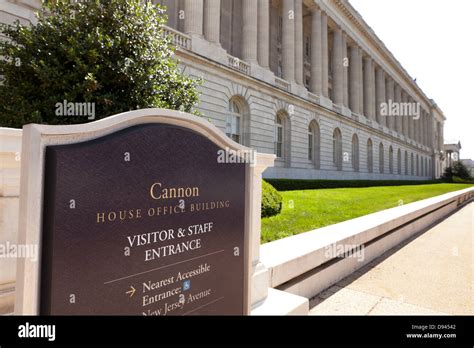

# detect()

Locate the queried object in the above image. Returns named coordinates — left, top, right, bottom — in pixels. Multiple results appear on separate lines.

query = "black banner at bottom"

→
left=0, top=315, right=472, bottom=346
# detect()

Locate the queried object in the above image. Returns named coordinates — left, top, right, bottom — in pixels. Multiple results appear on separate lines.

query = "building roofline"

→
left=328, top=0, right=446, bottom=118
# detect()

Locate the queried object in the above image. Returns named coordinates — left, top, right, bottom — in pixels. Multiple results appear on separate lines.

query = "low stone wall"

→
left=260, top=187, right=474, bottom=300
left=0, top=127, right=22, bottom=314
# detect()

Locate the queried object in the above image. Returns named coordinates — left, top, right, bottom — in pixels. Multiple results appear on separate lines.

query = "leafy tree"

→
left=442, top=161, right=472, bottom=181
left=0, top=0, right=201, bottom=128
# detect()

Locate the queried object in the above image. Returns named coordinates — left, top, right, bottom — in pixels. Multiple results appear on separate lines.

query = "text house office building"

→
left=1, top=0, right=447, bottom=180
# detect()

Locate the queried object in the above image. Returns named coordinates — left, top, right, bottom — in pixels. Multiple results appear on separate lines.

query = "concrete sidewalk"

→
left=310, top=202, right=473, bottom=315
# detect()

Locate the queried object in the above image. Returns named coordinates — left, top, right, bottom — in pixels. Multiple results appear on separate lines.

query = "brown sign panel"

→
left=40, top=123, right=248, bottom=315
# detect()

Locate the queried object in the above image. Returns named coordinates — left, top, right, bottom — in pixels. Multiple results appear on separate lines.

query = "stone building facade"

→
left=1, top=0, right=447, bottom=180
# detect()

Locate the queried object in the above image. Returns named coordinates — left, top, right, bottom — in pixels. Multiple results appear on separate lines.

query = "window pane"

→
left=232, top=115, right=240, bottom=134
left=226, top=114, right=241, bottom=143
left=276, top=142, right=282, bottom=158
left=225, top=115, right=231, bottom=135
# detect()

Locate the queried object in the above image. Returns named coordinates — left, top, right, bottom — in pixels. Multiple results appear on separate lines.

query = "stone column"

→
left=370, top=60, right=377, bottom=120
left=431, top=117, right=434, bottom=149
left=357, top=48, right=364, bottom=115
left=242, top=0, right=258, bottom=62
left=204, top=0, right=221, bottom=44
left=422, top=111, right=425, bottom=145
left=429, top=114, right=434, bottom=148
left=310, top=7, right=322, bottom=95
left=406, top=95, right=412, bottom=139
left=419, top=108, right=423, bottom=144
left=375, top=66, right=386, bottom=126
left=415, top=104, right=420, bottom=143
left=425, top=113, right=429, bottom=146
left=342, top=34, right=349, bottom=107
left=420, top=111, right=425, bottom=145
left=428, top=114, right=434, bottom=148
left=163, top=0, right=179, bottom=29
left=282, top=0, right=295, bottom=82
left=386, top=77, right=395, bottom=130
left=294, top=0, right=304, bottom=85
left=401, top=91, right=408, bottom=137
left=257, top=0, right=270, bottom=68
left=332, top=27, right=343, bottom=105
left=427, top=115, right=431, bottom=148
left=349, top=45, right=360, bottom=113
left=418, top=111, right=422, bottom=144
left=363, top=56, right=374, bottom=120
left=184, top=0, right=204, bottom=36
left=394, top=84, right=402, bottom=134
left=414, top=106, right=418, bottom=143
left=321, top=12, right=329, bottom=97
left=409, top=97, right=415, bottom=140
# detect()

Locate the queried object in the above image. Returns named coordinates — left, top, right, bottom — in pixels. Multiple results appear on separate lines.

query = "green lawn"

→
left=261, top=183, right=473, bottom=243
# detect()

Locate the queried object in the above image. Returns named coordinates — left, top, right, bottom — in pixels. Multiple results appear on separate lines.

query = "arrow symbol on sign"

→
left=126, top=286, right=136, bottom=298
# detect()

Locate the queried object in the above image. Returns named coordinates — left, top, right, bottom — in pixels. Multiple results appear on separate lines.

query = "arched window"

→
left=405, top=150, right=408, bottom=175
left=352, top=134, right=359, bottom=172
left=389, top=146, right=394, bottom=174
left=367, top=139, right=373, bottom=173
left=226, top=99, right=242, bottom=143
left=379, top=142, right=384, bottom=174
left=333, top=128, right=342, bottom=171
left=411, top=153, right=414, bottom=175
left=397, top=148, right=402, bottom=175
left=308, top=120, right=320, bottom=169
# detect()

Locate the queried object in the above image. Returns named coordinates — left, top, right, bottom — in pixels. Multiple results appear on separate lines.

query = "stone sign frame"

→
left=15, top=108, right=275, bottom=315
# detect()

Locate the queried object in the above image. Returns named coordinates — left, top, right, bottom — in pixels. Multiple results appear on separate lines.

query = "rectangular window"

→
left=276, top=125, right=283, bottom=158
left=308, top=133, right=313, bottom=161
